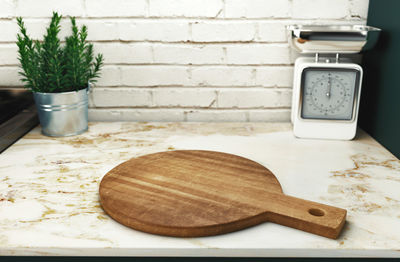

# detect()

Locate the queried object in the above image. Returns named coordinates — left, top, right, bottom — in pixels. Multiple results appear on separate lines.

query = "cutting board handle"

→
left=265, top=194, right=347, bottom=239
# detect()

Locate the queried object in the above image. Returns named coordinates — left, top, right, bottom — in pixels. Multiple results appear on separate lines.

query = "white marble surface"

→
left=0, top=122, right=399, bottom=257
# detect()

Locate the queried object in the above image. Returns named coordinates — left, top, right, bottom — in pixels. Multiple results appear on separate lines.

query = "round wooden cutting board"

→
left=99, top=150, right=346, bottom=239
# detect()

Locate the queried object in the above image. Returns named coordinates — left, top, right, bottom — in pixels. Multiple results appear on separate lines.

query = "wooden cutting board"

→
left=99, top=150, right=346, bottom=239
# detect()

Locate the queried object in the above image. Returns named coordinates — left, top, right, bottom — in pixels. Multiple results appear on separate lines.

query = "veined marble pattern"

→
left=0, top=122, right=399, bottom=257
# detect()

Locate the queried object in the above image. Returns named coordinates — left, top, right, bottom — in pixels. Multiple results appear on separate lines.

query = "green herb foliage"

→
left=16, top=12, right=103, bottom=93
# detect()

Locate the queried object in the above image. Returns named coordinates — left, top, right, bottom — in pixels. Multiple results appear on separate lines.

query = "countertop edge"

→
left=1, top=248, right=400, bottom=258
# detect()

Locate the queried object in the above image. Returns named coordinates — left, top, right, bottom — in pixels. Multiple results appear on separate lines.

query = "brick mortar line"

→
left=108, top=63, right=295, bottom=67
left=106, top=63, right=294, bottom=68
left=89, top=107, right=291, bottom=110
left=0, top=42, right=290, bottom=47
left=0, top=40, right=289, bottom=44
left=0, top=63, right=295, bottom=67
left=92, top=86, right=294, bottom=90
left=2, top=17, right=367, bottom=21
left=0, top=64, right=295, bottom=68
left=93, top=64, right=296, bottom=68
left=95, top=86, right=294, bottom=88
left=0, top=85, right=293, bottom=89
left=93, top=41, right=290, bottom=46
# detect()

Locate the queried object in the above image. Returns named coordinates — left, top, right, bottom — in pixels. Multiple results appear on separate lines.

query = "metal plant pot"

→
left=33, top=87, right=89, bottom=137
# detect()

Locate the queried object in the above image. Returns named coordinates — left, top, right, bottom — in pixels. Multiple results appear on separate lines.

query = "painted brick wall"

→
left=0, top=0, right=369, bottom=122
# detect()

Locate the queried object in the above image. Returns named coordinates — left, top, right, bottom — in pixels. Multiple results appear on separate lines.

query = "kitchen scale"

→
left=287, top=25, right=381, bottom=140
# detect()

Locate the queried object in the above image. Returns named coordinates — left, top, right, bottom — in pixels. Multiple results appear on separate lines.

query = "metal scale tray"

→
left=287, top=25, right=381, bottom=54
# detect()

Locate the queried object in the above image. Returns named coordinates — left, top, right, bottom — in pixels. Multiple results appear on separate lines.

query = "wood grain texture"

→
left=99, top=150, right=346, bottom=239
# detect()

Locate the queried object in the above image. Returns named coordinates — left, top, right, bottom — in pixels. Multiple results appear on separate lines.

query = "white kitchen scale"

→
left=287, top=25, right=380, bottom=140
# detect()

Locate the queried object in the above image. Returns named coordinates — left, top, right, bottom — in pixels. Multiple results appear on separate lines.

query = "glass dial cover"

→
left=301, top=68, right=360, bottom=120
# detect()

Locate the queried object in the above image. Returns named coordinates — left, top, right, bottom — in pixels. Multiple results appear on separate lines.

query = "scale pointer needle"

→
left=326, top=74, right=331, bottom=98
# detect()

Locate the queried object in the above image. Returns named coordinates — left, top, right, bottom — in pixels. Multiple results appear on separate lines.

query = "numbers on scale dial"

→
left=302, top=70, right=356, bottom=120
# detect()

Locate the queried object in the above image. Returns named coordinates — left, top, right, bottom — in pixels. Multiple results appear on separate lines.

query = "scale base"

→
left=293, top=121, right=357, bottom=140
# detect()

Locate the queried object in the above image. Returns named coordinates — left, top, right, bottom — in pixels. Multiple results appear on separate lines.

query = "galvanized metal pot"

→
left=33, top=87, right=89, bottom=137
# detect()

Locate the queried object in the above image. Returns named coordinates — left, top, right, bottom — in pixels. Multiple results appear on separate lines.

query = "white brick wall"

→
left=225, top=0, right=290, bottom=18
left=85, top=0, right=147, bottom=17
left=0, top=0, right=14, bottom=18
left=292, top=0, right=347, bottom=19
left=191, top=21, right=256, bottom=42
left=218, top=88, right=292, bottom=108
left=121, top=66, right=191, bottom=86
left=16, top=0, right=84, bottom=17
left=149, top=0, right=224, bottom=18
left=0, top=0, right=369, bottom=122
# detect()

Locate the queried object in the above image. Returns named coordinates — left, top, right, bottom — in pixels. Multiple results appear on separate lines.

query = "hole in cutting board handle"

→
left=308, top=208, right=325, bottom=217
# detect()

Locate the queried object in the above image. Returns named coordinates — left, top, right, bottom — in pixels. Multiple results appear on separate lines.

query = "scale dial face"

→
left=300, top=68, right=360, bottom=120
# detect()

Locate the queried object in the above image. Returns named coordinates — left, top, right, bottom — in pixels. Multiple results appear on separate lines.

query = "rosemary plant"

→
left=16, top=12, right=103, bottom=93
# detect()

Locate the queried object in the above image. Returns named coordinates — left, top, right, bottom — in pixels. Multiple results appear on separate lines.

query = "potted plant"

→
left=16, top=12, right=103, bottom=137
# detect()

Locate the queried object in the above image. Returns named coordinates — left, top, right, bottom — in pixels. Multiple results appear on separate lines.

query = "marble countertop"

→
left=0, top=122, right=399, bottom=257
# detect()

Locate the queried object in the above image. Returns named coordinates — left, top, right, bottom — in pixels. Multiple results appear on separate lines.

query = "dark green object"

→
left=16, top=12, right=104, bottom=93
left=359, top=0, right=400, bottom=159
